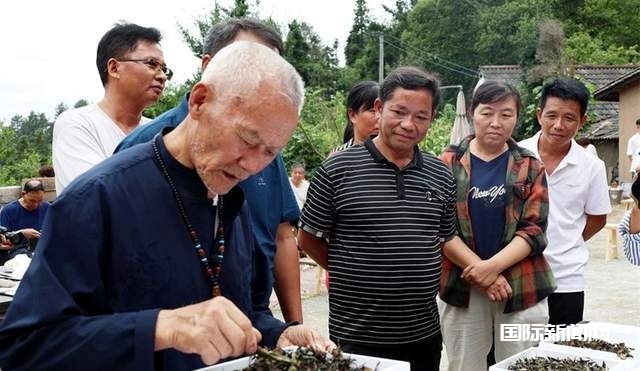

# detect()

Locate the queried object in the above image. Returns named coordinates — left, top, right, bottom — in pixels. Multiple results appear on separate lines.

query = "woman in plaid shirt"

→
left=437, top=81, right=556, bottom=371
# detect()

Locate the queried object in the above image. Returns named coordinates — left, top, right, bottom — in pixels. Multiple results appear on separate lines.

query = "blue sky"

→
left=0, top=0, right=392, bottom=122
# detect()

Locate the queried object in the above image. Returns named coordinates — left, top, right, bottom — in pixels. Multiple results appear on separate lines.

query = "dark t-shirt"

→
left=469, top=151, right=508, bottom=260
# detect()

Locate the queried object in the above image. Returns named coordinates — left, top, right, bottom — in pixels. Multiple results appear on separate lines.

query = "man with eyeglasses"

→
left=52, top=22, right=170, bottom=194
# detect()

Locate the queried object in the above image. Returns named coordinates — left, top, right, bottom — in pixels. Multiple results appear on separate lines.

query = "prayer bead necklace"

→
left=152, top=140, right=224, bottom=297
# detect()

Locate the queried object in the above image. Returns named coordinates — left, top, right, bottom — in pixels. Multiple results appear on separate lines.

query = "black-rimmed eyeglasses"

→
left=116, top=58, right=173, bottom=80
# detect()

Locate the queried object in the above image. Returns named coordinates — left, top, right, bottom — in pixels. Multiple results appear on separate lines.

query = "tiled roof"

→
left=586, top=117, right=619, bottom=140
left=477, top=65, right=523, bottom=86
left=478, top=65, right=639, bottom=90
left=594, top=67, right=640, bottom=101
left=478, top=64, right=640, bottom=138
left=574, top=65, right=639, bottom=89
left=591, top=101, right=618, bottom=122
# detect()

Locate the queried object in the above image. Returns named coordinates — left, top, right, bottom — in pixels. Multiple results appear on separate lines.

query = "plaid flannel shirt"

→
left=439, top=136, right=556, bottom=313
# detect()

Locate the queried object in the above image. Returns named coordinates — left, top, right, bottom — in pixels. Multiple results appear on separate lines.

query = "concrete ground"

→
left=269, top=202, right=640, bottom=370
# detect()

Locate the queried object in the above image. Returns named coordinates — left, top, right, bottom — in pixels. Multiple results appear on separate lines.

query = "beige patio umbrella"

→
left=449, top=89, right=473, bottom=145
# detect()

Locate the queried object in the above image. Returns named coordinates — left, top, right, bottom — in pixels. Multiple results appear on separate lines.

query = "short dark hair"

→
left=539, top=78, right=590, bottom=116
left=379, top=66, right=440, bottom=112
left=203, top=18, right=283, bottom=57
left=38, top=165, right=55, bottom=177
left=96, top=22, right=163, bottom=87
left=23, top=180, right=44, bottom=193
left=470, top=80, right=521, bottom=117
left=635, top=118, right=640, bottom=126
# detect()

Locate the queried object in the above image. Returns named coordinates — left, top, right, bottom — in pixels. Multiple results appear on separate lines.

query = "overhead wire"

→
left=382, top=38, right=478, bottom=78
left=383, top=33, right=478, bottom=75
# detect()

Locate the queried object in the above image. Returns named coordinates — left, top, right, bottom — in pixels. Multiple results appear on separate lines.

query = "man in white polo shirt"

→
left=519, top=78, right=611, bottom=325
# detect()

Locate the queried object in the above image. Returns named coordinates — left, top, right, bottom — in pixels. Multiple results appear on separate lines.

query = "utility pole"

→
left=378, top=33, right=384, bottom=83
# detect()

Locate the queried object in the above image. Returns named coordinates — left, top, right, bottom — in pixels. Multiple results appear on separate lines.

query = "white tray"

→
left=195, top=350, right=410, bottom=371
left=489, top=346, right=621, bottom=371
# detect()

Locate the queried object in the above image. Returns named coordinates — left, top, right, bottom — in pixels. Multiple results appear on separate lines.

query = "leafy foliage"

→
left=284, top=21, right=341, bottom=96
left=143, top=83, right=191, bottom=119
left=564, top=32, right=640, bottom=65
left=419, top=103, right=455, bottom=156
left=4, top=0, right=640, bottom=184
left=0, top=112, right=53, bottom=185
left=282, top=89, right=345, bottom=177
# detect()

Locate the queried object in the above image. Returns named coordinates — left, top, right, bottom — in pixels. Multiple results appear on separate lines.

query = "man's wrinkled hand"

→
left=276, top=325, right=336, bottom=352
left=154, top=296, right=261, bottom=365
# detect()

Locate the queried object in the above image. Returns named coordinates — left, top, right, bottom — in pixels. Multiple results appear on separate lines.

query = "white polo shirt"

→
left=519, top=132, right=611, bottom=292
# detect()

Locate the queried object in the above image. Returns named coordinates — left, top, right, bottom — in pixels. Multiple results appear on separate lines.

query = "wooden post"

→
left=605, top=223, right=620, bottom=261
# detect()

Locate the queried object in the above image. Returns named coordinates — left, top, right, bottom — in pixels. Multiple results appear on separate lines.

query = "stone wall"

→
left=0, top=186, right=21, bottom=208
left=0, top=177, right=57, bottom=208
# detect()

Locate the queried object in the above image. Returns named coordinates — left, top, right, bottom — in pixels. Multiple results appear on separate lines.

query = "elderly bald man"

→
left=0, top=41, right=332, bottom=371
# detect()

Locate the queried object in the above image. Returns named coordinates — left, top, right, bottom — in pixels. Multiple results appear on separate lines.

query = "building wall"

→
left=619, top=80, right=640, bottom=183
left=593, top=140, right=618, bottom=183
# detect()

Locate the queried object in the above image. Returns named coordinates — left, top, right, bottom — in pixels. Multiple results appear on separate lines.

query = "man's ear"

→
left=374, top=98, right=383, bottom=116
left=578, top=113, right=588, bottom=130
left=535, top=107, right=543, bottom=124
left=106, top=58, right=120, bottom=79
left=200, top=55, right=212, bottom=72
left=188, top=83, right=214, bottom=120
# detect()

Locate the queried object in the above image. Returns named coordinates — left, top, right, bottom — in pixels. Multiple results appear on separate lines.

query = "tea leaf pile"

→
left=556, top=338, right=634, bottom=360
left=508, top=356, right=607, bottom=370
left=242, top=347, right=375, bottom=371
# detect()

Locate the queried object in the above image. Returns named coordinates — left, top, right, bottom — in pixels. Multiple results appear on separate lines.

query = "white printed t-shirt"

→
left=519, top=131, right=611, bottom=292
left=52, top=103, right=148, bottom=193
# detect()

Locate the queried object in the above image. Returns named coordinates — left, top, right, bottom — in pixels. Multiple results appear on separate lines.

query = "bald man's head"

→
left=200, top=41, right=304, bottom=114
left=168, top=41, right=304, bottom=196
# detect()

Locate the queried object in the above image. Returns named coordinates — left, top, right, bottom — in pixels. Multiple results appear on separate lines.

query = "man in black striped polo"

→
left=298, top=66, right=457, bottom=371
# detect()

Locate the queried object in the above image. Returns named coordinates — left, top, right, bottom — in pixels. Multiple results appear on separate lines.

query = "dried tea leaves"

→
left=508, top=356, right=607, bottom=370
left=242, top=346, right=375, bottom=371
left=556, top=338, right=634, bottom=360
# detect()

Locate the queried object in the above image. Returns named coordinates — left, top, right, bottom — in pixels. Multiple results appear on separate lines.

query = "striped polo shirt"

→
left=300, top=138, right=457, bottom=345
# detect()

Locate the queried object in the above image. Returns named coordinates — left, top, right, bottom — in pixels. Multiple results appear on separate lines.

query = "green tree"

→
left=345, top=0, right=371, bottom=66
left=11, top=112, right=52, bottom=165
left=526, top=19, right=566, bottom=83
left=402, top=0, right=479, bottom=89
left=564, top=32, right=640, bottom=64
left=282, top=88, right=345, bottom=175
left=342, top=21, right=386, bottom=86
left=419, top=103, right=455, bottom=156
left=568, top=0, right=640, bottom=48
left=474, top=0, right=554, bottom=68
left=0, top=112, right=53, bottom=185
left=283, top=21, right=341, bottom=95
left=54, top=102, right=68, bottom=119
left=144, top=83, right=191, bottom=119
left=74, top=99, right=89, bottom=108
left=177, top=0, right=259, bottom=58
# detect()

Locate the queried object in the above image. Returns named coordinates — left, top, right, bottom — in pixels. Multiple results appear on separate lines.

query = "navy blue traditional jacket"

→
left=0, top=135, right=287, bottom=371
